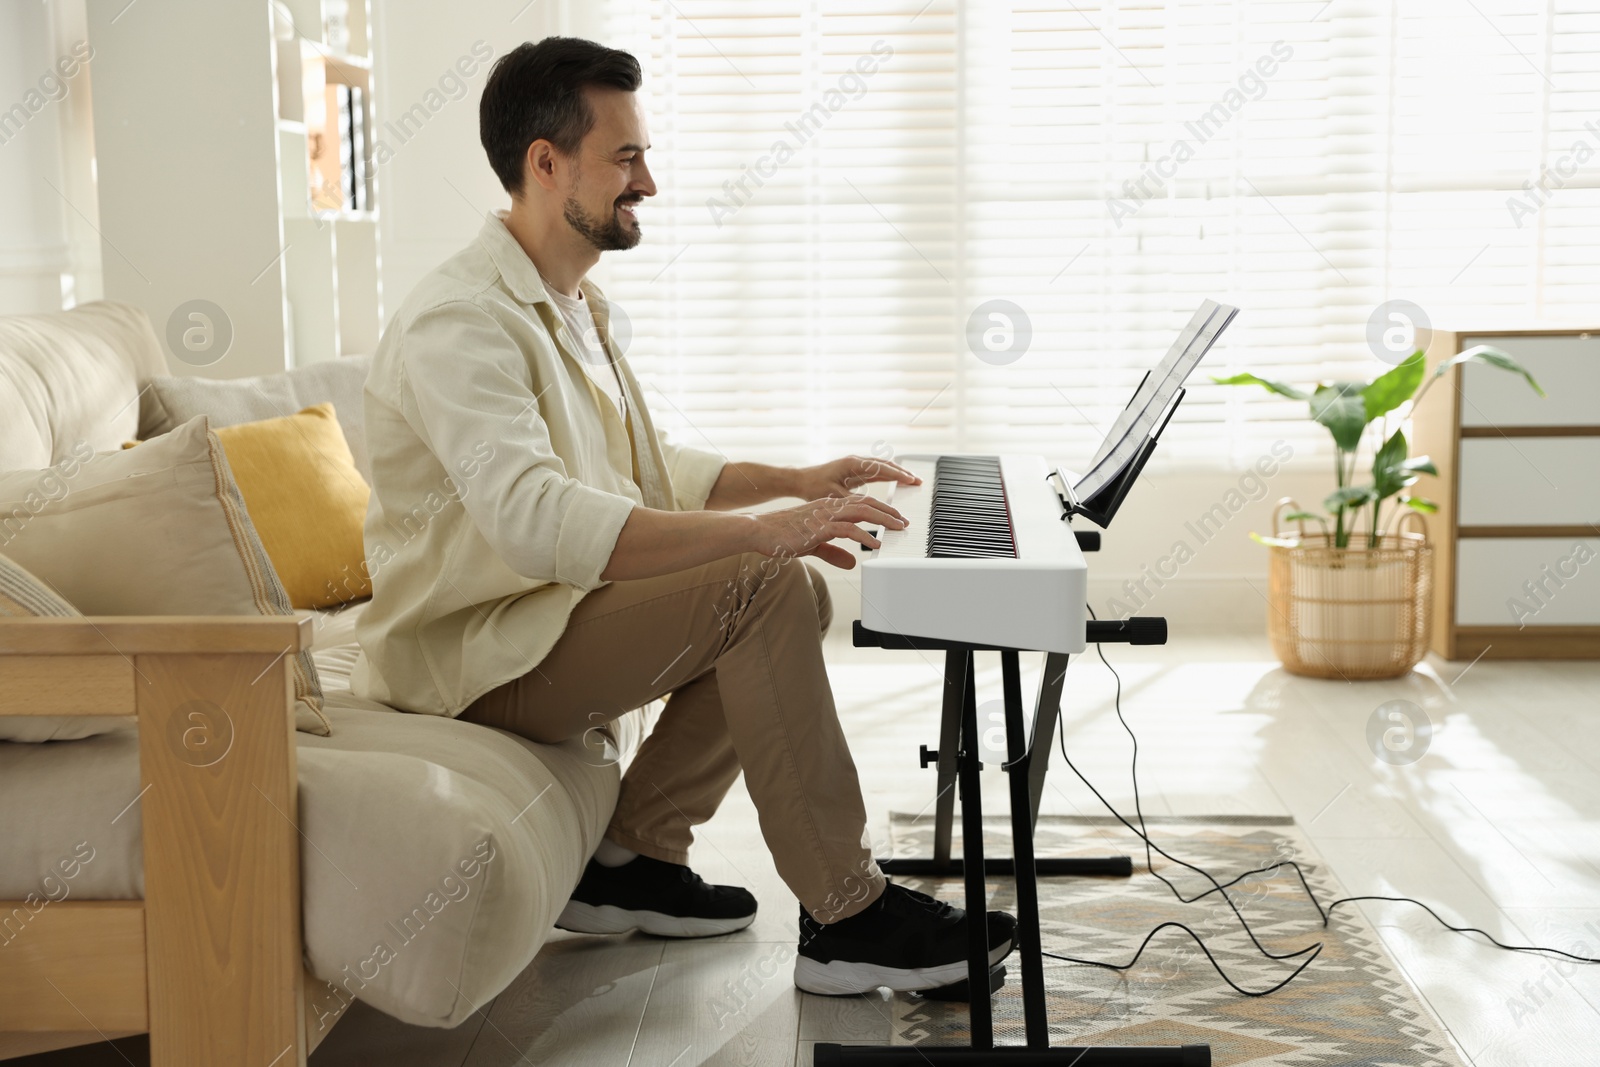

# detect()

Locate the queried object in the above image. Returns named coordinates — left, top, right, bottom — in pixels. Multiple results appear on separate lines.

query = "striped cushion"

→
left=0, top=554, right=127, bottom=742
left=0, top=554, right=76, bottom=617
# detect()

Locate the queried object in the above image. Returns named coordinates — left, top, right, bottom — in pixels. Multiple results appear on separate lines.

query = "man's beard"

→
left=563, top=194, right=642, bottom=252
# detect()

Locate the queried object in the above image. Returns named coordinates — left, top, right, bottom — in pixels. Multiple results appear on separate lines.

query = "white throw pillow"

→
left=0, top=553, right=128, bottom=742
left=0, top=415, right=329, bottom=735
left=138, top=355, right=373, bottom=484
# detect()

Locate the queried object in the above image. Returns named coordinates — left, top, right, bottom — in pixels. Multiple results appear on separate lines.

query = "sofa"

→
left=0, top=302, right=647, bottom=1063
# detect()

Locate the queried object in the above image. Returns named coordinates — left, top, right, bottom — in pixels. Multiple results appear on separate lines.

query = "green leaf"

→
left=1309, top=382, right=1369, bottom=452
left=1369, top=431, right=1441, bottom=506
left=1371, top=429, right=1412, bottom=500
left=1373, top=427, right=1408, bottom=472
left=1433, top=344, right=1546, bottom=397
left=1325, top=484, right=1375, bottom=514
left=1210, top=372, right=1310, bottom=401
left=1282, top=510, right=1324, bottom=523
left=1362, top=351, right=1425, bottom=422
left=1401, top=495, right=1438, bottom=513
left=1398, top=455, right=1438, bottom=476
left=1385, top=473, right=1421, bottom=497
left=1250, top=531, right=1301, bottom=548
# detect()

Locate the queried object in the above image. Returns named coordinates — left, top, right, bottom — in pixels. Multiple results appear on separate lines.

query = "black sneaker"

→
left=555, top=854, right=757, bottom=938
left=793, top=882, right=1017, bottom=995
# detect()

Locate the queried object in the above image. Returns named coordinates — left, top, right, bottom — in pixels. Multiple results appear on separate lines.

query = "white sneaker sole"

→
left=792, top=938, right=1014, bottom=995
left=555, top=899, right=756, bottom=939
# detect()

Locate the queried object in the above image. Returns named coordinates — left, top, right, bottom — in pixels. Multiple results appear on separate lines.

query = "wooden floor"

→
left=18, top=627, right=1600, bottom=1066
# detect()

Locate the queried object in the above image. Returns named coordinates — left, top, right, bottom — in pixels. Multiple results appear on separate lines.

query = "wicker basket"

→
left=1265, top=499, right=1433, bottom=679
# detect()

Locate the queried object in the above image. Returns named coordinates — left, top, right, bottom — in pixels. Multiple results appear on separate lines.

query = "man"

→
left=353, top=36, right=1015, bottom=996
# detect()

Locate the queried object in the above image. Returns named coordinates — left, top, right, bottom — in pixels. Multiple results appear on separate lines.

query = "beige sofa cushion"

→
left=0, top=604, right=649, bottom=1029
left=0, top=302, right=166, bottom=473
left=139, top=355, right=373, bottom=483
left=0, top=553, right=127, bottom=742
left=0, top=415, right=329, bottom=735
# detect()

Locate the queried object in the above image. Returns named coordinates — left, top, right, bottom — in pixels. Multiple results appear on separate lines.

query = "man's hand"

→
left=749, top=495, right=908, bottom=570
left=794, top=455, right=922, bottom=500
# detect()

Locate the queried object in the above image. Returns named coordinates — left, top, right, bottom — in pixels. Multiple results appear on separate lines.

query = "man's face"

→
left=561, top=87, right=656, bottom=252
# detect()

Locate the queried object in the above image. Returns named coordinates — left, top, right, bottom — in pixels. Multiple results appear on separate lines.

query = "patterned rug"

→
left=887, top=813, right=1466, bottom=1066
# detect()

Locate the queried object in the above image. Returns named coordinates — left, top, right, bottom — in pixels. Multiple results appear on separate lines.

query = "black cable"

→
left=1083, top=606, right=1325, bottom=951
left=1041, top=607, right=1600, bottom=994
left=1046, top=919, right=1320, bottom=998
left=1039, top=606, right=1323, bottom=989
left=1322, top=896, right=1600, bottom=965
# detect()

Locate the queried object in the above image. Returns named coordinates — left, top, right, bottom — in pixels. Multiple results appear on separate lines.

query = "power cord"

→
left=1038, top=605, right=1600, bottom=994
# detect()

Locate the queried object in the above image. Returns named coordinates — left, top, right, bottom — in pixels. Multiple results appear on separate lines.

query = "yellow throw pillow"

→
left=215, top=403, right=370, bottom=609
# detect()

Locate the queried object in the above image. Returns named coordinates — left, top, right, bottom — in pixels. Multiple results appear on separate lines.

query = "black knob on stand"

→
left=1085, top=617, right=1167, bottom=646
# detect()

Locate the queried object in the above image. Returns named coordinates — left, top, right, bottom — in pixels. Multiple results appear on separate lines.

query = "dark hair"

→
left=479, top=37, right=642, bottom=195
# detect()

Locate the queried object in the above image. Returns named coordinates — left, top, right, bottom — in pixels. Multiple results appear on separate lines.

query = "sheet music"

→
left=1072, top=299, right=1239, bottom=503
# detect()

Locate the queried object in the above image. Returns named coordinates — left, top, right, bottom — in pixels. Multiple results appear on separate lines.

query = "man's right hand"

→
left=601, top=494, right=908, bottom=582
left=748, top=494, right=908, bottom=570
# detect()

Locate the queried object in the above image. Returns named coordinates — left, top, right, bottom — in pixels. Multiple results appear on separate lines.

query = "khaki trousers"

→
left=461, top=552, right=887, bottom=923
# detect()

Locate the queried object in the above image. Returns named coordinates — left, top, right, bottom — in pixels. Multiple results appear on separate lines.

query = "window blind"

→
left=595, top=0, right=1599, bottom=472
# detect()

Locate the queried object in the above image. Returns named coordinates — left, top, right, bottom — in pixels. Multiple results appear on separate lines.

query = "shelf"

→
left=323, top=51, right=371, bottom=70
left=1459, top=424, right=1600, bottom=438
left=308, top=47, right=371, bottom=92
left=1459, top=526, right=1599, bottom=538
left=314, top=209, right=378, bottom=223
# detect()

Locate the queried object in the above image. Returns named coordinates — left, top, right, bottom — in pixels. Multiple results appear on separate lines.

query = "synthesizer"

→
left=859, top=453, right=1088, bottom=654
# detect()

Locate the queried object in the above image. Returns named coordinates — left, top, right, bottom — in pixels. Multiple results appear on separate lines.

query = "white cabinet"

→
left=1414, top=328, right=1600, bottom=660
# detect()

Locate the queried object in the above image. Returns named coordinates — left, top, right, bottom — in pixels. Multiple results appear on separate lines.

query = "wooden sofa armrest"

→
left=0, top=614, right=312, bottom=655
left=0, top=616, right=315, bottom=1066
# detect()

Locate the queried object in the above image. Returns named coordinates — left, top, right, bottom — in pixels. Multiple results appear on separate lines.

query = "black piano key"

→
left=920, top=455, right=1017, bottom=559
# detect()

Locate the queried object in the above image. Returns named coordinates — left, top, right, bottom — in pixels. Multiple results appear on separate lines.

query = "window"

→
left=596, top=1, right=1599, bottom=472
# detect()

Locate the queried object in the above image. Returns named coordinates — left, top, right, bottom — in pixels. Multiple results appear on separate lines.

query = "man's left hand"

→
left=794, top=455, right=922, bottom=499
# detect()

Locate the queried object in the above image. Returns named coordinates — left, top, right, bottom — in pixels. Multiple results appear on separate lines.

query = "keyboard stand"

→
left=815, top=620, right=1207, bottom=1067
left=871, top=528, right=1139, bottom=882
left=876, top=643, right=1132, bottom=881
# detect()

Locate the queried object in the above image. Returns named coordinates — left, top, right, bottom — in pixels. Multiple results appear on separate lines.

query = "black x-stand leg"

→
left=814, top=622, right=1207, bottom=1067
left=875, top=646, right=1132, bottom=880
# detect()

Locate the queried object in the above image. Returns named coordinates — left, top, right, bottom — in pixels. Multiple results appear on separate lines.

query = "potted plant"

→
left=1214, top=345, right=1543, bottom=678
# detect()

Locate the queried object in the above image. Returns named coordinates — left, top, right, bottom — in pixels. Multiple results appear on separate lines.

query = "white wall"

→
left=0, top=0, right=100, bottom=314
left=1083, top=462, right=1326, bottom=628
left=370, top=0, right=603, bottom=315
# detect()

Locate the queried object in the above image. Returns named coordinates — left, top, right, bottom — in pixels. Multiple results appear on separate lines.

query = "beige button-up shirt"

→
left=351, top=212, right=726, bottom=716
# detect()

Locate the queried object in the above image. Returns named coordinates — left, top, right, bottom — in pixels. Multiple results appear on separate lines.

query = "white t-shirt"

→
left=542, top=279, right=626, bottom=422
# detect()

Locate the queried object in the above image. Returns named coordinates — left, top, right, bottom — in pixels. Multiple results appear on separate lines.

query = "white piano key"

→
left=875, top=459, right=935, bottom=559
